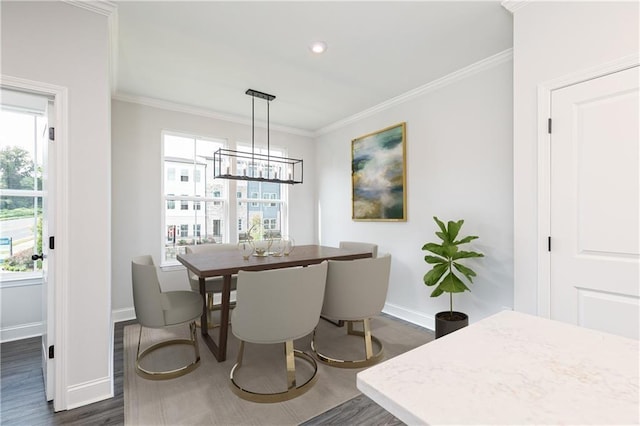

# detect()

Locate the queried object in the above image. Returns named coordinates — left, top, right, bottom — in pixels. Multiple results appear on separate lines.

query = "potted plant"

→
left=422, top=217, right=484, bottom=338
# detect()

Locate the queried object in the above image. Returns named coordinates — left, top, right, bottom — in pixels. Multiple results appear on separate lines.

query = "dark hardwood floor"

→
left=1, top=316, right=411, bottom=425
left=0, top=320, right=136, bottom=425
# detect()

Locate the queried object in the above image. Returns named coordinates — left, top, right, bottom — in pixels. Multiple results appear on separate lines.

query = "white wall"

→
left=512, top=1, right=639, bottom=314
left=1, top=1, right=112, bottom=409
left=111, top=99, right=317, bottom=318
left=316, top=57, right=514, bottom=329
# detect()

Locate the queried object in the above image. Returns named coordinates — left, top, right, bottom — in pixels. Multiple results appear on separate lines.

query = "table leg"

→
left=198, top=275, right=230, bottom=362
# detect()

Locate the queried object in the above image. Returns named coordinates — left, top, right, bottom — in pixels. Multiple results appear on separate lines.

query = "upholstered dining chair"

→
left=339, top=241, right=378, bottom=258
left=185, top=243, right=238, bottom=328
left=311, top=254, right=391, bottom=368
left=230, top=261, right=328, bottom=403
left=131, top=255, right=203, bottom=380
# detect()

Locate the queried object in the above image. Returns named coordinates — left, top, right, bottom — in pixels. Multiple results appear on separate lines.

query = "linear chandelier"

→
left=213, top=89, right=303, bottom=185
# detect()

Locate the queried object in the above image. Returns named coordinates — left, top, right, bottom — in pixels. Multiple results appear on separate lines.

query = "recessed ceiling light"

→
left=309, top=41, right=327, bottom=54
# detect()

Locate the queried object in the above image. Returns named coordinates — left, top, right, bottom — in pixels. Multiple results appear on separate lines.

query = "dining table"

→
left=177, top=244, right=373, bottom=362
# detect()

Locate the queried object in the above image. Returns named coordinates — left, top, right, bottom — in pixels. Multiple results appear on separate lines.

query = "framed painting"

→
left=352, top=122, right=407, bottom=221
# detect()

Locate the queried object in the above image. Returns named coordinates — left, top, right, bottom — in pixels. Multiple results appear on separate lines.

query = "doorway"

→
left=0, top=86, right=56, bottom=403
left=541, top=65, right=639, bottom=340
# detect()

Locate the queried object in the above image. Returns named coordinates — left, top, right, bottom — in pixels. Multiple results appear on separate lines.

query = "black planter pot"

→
left=435, top=311, right=469, bottom=339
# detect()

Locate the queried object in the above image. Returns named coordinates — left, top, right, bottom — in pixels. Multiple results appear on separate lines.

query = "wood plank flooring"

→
left=1, top=315, right=418, bottom=425
left=0, top=320, right=135, bottom=425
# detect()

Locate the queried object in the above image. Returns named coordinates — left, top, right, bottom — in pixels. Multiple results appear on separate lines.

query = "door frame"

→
left=1, top=74, right=69, bottom=411
left=535, top=54, right=640, bottom=318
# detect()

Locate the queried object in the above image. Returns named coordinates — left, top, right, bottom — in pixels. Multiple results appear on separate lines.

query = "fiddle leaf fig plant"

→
left=422, top=216, right=484, bottom=315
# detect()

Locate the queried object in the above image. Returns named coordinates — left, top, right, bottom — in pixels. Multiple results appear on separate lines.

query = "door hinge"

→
left=49, top=127, right=55, bottom=141
left=547, top=118, right=552, bottom=134
left=48, top=345, right=54, bottom=359
left=49, top=236, right=55, bottom=250
left=548, top=236, right=551, bottom=252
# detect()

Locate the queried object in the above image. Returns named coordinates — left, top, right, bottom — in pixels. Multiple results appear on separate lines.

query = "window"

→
left=212, top=220, right=221, bottom=237
left=162, top=133, right=287, bottom=264
left=0, top=105, right=47, bottom=278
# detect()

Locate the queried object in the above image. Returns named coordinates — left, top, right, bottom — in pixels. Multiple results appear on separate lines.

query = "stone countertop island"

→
left=357, top=310, right=639, bottom=425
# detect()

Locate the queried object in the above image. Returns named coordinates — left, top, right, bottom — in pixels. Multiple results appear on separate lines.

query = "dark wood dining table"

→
left=176, top=244, right=373, bottom=362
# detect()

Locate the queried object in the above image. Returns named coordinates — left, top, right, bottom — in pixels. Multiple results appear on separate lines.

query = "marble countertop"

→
left=357, top=310, right=639, bottom=425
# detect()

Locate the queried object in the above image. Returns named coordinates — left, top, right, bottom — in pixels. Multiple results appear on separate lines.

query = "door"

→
left=550, top=66, right=639, bottom=340
left=40, top=99, right=55, bottom=400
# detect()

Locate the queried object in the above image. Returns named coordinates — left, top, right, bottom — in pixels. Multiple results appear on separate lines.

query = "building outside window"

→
left=180, top=169, right=189, bottom=182
left=167, top=168, right=175, bottom=181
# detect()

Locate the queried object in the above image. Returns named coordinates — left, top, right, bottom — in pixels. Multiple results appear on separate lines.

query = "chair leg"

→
left=229, top=339, right=318, bottom=403
left=135, top=322, right=201, bottom=380
left=311, top=318, right=384, bottom=369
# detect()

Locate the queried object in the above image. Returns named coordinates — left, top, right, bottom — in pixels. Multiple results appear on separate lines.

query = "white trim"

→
left=536, top=54, right=640, bottom=318
left=65, top=376, right=113, bottom=410
left=0, top=276, right=43, bottom=288
left=0, top=322, right=43, bottom=343
left=316, top=49, right=513, bottom=136
left=61, top=0, right=116, bottom=16
left=112, top=307, right=136, bottom=324
left=382, top=302, right=435, bottom=332
left=501, top=0, right=532, bottom=14
left=112, top=93, right=314, bottom=138
left=0, top=74, right=70, bottom=412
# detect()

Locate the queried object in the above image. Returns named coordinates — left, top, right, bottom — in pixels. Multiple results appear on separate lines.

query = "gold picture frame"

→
left=352, top=122, right=407, bottom=221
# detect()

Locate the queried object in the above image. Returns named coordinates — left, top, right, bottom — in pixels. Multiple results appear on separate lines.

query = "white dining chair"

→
left=311, top=254, right=391, bottom=368
left=230, top=261, right=328, bottom=403
left=132, top=255, right=203, bottom=380
left=339, top=241, right=378, bottom=258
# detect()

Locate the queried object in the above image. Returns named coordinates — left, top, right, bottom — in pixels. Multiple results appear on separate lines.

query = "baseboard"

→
left=382, top=302, right=435, bottom=332
left=112, top=307, right=136, bottom=324
left=65, top=376, right=113, bottom=410
left=1, top=322, right=43, bottom=343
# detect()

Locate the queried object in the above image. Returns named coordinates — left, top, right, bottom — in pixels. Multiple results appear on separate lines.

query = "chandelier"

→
left=213, top=89, right=303, bottom=184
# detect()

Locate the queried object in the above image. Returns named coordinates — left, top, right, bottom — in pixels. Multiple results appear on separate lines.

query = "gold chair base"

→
left=311, top=318, right=384, bottom=369
left=229, top=340, right=318, bottom=403
left=135, top=322, right=201, bottom=380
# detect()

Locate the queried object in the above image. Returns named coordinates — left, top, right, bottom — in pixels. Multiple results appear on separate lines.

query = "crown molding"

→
left=501, top=0, right=532, bottom=14
left=112, top=93, right=315, bottom=138
left=61, top=0, right=117, bottom=16
left=316, top=48, right=513, bottom=137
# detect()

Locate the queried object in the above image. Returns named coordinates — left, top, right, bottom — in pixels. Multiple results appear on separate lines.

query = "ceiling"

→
left=113, top=1, right=513, bottom=134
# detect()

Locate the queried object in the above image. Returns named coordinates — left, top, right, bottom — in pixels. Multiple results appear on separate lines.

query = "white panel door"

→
left=550, top=66, right=639, bottom=340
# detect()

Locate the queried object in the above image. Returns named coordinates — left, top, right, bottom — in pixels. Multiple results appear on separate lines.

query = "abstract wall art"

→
left=351, top=122, right=407, bottom=221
